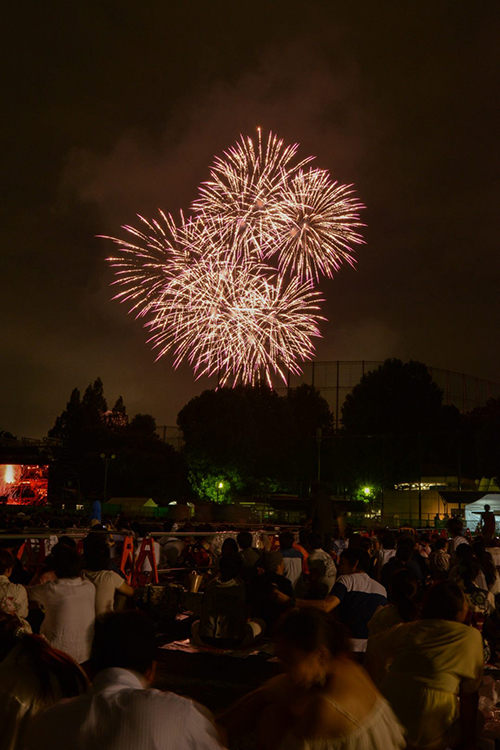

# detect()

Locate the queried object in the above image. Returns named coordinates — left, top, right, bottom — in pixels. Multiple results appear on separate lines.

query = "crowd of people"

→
left=0, top=511, right=499, bottom=748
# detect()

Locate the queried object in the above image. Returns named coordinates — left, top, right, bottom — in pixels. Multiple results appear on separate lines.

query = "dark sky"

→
left=2, top=1, right=499, bottom=438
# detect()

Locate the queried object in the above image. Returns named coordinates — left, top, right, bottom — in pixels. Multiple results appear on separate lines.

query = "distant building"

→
left=382, top=475, right=499, bottom=527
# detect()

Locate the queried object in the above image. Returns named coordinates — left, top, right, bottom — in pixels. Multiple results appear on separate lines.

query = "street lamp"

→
left=216, top=481, right=224, bottom=503
left=100, top=453, right=116, bottom=502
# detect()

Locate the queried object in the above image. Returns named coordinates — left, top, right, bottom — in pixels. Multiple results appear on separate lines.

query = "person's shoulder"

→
left=8, top=580, right=26, bottom=593
left=78, top=577, right=96, bottom=589
left=93, top=569, right=121, bottom=582
left=138, top=687, right=198, bottom=713
left=28, top=580, right=53, bottom=595
left=300, top=691, right=368, bottom=738
left=335, top=573, right=352, bottom=586
left=457, top=621, right=483, bottom=645
left=284, top=548, right=302, bottom=559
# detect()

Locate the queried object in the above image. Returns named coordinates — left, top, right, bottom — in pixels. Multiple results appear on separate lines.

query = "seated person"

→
left=429, top=537, right=450, bottom=581
left=25, top=611, right=224, bottom=749
left=83, top=533, right=134, bottom=615
left=366, top=582, right=484, bottom=750
left=0, top=530, right=32, bottom=585
left=192, top=555, right=264, bottom=648
left=0, top=550, right=28, bottom=619
left=380, top=541, right=423, bottom=590
left=0, top=611, right=87, bottom=750
left=368, top=569, right=420, bottom=637
left=237, top=530, right=260, bottom=568
left=159, top=520, right=185, bottom=567
left=293, top=528, right=310, bottom=573
left=279, top=531, right=303, bottom=590
left=275, top=548, right=387, bottom=655
left=28, top=547, right=96, bottom=664
left=307, top=532, right=337, bottom=598
left=218, top=609, right=405, bottom=750
left=250, top=551, right=294, bottom=633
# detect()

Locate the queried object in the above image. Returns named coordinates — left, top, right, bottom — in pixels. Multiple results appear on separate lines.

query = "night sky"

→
left=3, top=1, right=499, bottom=438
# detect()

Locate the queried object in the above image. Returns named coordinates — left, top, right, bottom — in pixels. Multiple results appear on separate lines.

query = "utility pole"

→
left=100, top=453, right=116, bottom=502
left=316, top=427, right=322, bottom=483
left=418, top=434, right=422, bottom=527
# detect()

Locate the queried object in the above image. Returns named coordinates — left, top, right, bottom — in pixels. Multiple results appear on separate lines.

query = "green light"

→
left=218, top=482, right=224, bottom=489
left=363, top=487, right=371, bottom=496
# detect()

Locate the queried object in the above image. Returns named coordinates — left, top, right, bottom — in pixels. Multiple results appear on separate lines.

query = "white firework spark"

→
left=146, top=257, right=324, bottom=387
left=104, top=130, right=364, bottom=386
left=193, top=129, right=314, bottom=253
left=269, top=168, right=365, bottom=281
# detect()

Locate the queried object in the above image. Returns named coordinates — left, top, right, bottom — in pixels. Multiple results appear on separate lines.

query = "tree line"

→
left=3, top=359, right=499, bottom=505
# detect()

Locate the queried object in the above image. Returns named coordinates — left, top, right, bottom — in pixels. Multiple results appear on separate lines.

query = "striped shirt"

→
left=331, top=572, right=387, bottom=651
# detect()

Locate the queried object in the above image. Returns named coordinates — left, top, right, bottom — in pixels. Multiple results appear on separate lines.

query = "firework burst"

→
left=147, top=258, right=324, bottom=387
left=269, top=168, right=365, bottom=281
left=193, top=129, right=314, bottom=253
left=104, top=130, right=364, bottom=386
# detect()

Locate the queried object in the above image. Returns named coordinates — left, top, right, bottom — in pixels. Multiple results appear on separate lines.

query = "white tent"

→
left=465, top=493, right=500, bottom=530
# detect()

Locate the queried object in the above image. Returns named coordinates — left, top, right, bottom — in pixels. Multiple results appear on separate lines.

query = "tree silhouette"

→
left=177, top=384, right=333, bottom=499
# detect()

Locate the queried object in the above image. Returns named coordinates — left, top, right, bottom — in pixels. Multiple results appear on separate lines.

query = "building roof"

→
left=109, top=497, right=157, bottom=508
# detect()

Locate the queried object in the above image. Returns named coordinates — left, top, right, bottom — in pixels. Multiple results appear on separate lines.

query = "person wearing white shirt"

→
left=83, top=533, right=134, bottom=615
left=376, top=533, right=397, bottom=580
left=279, top=531, right=304, bottom=591
left=25, top=611, right=225, bottom=750
left=28, top=547, right=95, bottom=663
left=307, top=532, right=337, bottom=597
left=487, top=544, right=500, bottom=568
left=0, top=550, right=29, bottom=619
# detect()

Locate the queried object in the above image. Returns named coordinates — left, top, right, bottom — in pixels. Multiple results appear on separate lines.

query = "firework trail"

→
left=105, top=130, right=364, bottom=385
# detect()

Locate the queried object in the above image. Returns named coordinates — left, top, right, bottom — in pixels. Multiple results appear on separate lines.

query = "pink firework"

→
left=104, top=130, right=364, bottom=385
left=193, top=129, right=314, bottom=254
left=268, top=168, right=365, bottom=281
left=147, top=257, right=324, bottom=387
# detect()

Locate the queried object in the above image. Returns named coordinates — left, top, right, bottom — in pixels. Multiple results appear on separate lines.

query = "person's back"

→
left=0, top=550, right=28, bottom=619
left=486, top=540, right=500, bottom=568
left=237, top=531, right=260, bottom=569
left=368, top=569, right=419, bottom=638
left=251, top=551, right=293, bottom=630
left=329, top=549, right=387, bottom=653
left=219, top=609, right=405, bottom=750
left=429, top=538, right=450, bottom=581
left=366, top=582, right=483, bottom=750
left=307, top=532, right=337, bottom=597
left=0, top=613, right=87, bottom=750
left=199, top=557, right=247, bottom=644
left=83, top=533, right=134, bottom=615
left=279, top=531, right=303, bottom=590
left=28, top=547, right=95, bottom=663
left=25, top=611, right=223, bottom=750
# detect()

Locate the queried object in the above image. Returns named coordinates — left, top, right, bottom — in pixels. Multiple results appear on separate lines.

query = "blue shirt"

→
left=331, top=572, right=387, bottom=640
